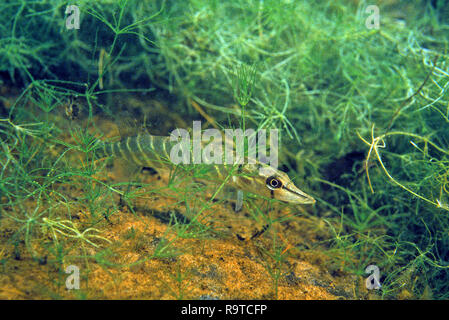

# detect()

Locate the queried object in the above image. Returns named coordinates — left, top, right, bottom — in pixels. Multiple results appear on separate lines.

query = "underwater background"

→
left=1, top=0, right=449, bottom=299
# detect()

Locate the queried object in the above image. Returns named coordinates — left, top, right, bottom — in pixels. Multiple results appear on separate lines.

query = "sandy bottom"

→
left=0, top=165, right=358, bottom=299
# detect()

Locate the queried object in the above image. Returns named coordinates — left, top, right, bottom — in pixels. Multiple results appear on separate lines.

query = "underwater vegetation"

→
left=0, top=0, right=449, bottom=299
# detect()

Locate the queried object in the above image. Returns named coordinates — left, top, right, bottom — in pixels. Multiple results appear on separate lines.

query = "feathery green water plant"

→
left=2, top=0, right=449, bottom=300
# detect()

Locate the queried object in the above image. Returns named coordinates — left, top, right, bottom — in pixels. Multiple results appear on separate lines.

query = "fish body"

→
left=99, top=133, right=315, bottom=205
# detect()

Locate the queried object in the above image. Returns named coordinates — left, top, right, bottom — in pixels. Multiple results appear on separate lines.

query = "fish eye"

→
left=266, top=176, right=282, bottom=190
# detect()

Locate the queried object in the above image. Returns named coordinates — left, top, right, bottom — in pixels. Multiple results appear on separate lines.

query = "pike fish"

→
left=98, top=133, right=315, bottom=205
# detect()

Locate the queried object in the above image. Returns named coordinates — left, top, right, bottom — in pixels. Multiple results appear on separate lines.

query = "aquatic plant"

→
left=1, top=0, right=449, bottom=299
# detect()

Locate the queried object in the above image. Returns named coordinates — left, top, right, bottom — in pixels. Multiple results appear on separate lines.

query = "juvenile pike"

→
left=99, top=133, right=315, bottom=205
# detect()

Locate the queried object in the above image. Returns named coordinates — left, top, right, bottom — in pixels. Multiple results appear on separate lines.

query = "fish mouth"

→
left=282, top=185, right=316, bottom=204
left=298, top=196, right=316, bottom=204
